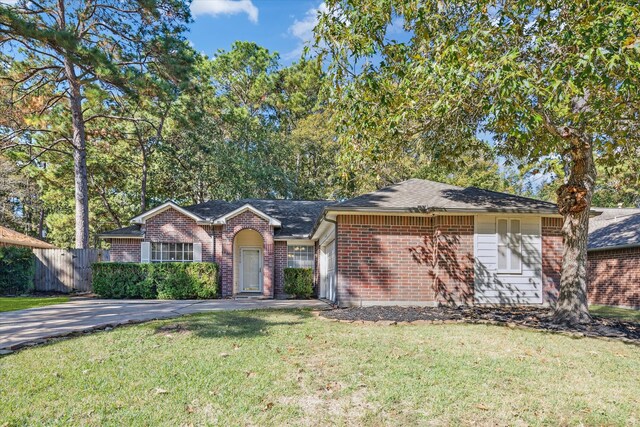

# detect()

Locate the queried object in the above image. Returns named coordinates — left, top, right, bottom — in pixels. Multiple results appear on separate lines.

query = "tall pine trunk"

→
left=64, top=59, right=90, bottom=249
left=552, top=138, right=596, bottom=325
left=140, top=150, right=148, bottom=212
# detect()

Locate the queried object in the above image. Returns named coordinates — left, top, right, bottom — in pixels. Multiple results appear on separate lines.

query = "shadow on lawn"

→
left=153, top=309, right=314, bottom=339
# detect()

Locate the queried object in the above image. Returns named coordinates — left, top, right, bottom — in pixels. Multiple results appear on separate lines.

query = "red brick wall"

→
left=220, top=211, right=274, bottom=298
left=336, top=214, right=474, bottom=306
left=144, top=208, right=214, bottom=262
left=541, top=217, right=563, bottom=304
left=108, top=239, right=142, bottom=262
left=274, top=241, right=287, bottom=298
left=587, top=247, right=640, bottom=308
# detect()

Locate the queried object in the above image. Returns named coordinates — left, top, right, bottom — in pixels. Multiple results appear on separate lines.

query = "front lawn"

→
left=0, top=311, right=640, bottom=425
left=1, top=310, right=639, bottom=426
left=0, top=296, right=69, bottom=313
left=590, top=304, right=640, bottom=322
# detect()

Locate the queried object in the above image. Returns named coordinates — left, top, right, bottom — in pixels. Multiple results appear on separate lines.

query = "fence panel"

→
left=33, top=248, right=110, bottom=293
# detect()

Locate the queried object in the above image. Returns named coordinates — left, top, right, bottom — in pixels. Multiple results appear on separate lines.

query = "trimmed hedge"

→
left=283, top=267, right=314, bottom=298
left=0, top=246, right=35, bottom=295
left=92, top=262, right=219, bottom=299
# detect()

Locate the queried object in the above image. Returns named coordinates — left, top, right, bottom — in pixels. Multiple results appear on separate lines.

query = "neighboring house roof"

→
left=0, top=225, right=56, bottom=249
left=331, top=179, right=559, bottom=214
left=588, top=208, right=640, bottom=251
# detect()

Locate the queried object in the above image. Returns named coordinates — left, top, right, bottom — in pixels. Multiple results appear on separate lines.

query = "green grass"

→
left=590, top=304, right=640, bottom=322
left=0, top=296, right=69, bottom=313
left=1, top=310, right=639, bottom=426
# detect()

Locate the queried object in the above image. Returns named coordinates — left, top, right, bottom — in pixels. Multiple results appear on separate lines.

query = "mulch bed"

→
left=320, top=306, right=640, bottom=343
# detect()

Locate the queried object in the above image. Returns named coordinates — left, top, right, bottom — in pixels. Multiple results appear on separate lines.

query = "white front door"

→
left=240, top=248, right=262, bottom=292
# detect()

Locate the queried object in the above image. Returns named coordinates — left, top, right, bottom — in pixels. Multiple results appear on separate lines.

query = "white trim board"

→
left=130, top=201, right=207, bottom=225
left=212, top=204, right=281, bottom=227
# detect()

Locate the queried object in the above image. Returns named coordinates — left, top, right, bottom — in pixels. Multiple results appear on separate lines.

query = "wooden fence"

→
left=33, top=248, right=110, bottom=293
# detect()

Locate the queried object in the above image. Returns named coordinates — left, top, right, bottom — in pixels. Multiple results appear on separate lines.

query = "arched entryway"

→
left=233, top=229, right=264, bottom=294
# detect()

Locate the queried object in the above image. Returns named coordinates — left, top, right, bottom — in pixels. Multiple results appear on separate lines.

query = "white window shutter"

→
left=141, top=242, right=151, bottom=263
left=193, top=242, right=202, bottom=262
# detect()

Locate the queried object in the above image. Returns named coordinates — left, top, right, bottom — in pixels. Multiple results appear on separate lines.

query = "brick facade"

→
left=541, top=217, right=563, bottom=304
left=109, top=206, right=639, bottom=308
left=220, top=210, right=274, bottom=298
left=274, top=241, right=288, bottom=298
left=109, top=239, right=142, bottom=263
left=587, top=247, right=640, bottom=308
left=336, top=214, right=474, bottom=306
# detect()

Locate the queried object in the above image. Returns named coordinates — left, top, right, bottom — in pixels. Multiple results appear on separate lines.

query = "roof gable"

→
left=130, top=201, right=206, bottom=225
left=212, top=204, right=282, bottom=226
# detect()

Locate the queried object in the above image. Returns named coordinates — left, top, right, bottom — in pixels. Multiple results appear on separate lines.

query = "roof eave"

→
left=325, top=206, right=562, bottom=215
left=98, top=235, right=144, bottom=239
left=587, top=243, right=640, bottom=252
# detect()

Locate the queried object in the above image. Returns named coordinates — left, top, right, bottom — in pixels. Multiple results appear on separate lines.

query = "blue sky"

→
left=188, top=0, right=325, bottom=64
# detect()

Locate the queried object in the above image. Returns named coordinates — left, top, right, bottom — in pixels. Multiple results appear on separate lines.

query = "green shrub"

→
left=187, top=263, right=219, bottom=299
left=283, top=268, right=314, bottom=298
left=93, top=263, right=153, bottom=298
left=92, top=262, right=219, bottom=299
left=0, top=246, right=35, bottom=295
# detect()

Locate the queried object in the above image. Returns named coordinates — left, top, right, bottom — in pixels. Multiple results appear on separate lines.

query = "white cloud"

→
left=285, top=2, right=327, bottom=60
left=191, top=0, right=259, bottom=23
left=289, top=2, right=327, bottom=43
left=0, top=0, right=19, bottom=5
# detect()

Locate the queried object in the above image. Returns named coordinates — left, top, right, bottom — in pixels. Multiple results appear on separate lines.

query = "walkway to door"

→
left=0, top=298, right=330, bottom=351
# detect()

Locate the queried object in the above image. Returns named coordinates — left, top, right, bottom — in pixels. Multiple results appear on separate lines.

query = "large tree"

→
left=0, top=0, right=192, bottom=247
left=315, top=0, right=640, bottom=324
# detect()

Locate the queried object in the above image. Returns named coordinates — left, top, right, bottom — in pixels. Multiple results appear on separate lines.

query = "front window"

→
left=151, top=242, right=193, bottom=262
left=497, top=219, right=522, bottom=274
left=287, top=245, right=314, bottom=269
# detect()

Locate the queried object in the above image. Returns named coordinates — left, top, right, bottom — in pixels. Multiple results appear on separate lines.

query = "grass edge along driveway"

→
left=1, top=308, right=639, bottom=426
left=0, top=296, right=69, bottom=313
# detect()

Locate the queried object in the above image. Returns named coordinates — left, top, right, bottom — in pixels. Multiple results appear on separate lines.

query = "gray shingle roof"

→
left=238, top=199, right=334, bottom=238
left=101, top=200, right=333, bottom=239
left=99, top=224, right=143, bottom=238
left=333, top=179, right=558, bottom=213
left=184, top=199, right=334, bottom=238
left=588, top=208, right=640, bottom=250
left=183, top=200, right=236, bottom=220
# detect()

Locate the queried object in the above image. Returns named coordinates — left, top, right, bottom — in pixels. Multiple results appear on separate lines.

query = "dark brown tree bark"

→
left=140, top=149, right=148, bottom=212
left=553, top=136, right=596, bottom=325
left=64, top=58, right=90, bottom=249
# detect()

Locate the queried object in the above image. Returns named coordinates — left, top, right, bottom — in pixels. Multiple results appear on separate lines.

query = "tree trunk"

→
left=140, top=150, right=148, bottom=212
left=37, top=208, right=45, bottom=239
left=64, top=59, right=90, bottom=249
left=552, top=137, right=596, bottom=325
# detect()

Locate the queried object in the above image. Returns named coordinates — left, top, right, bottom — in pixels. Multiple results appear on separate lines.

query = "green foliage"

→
left=315, top=0, right=640, bottom=188
left=93, top=263, right=155, bottom=299
left=92, top=262, right=219, bottom=299
left=283, top=268, right=314, bottom=298
left=0, top=246, right=34, bottom=295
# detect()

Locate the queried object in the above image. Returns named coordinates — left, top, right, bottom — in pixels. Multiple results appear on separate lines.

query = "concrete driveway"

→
left=0, top=298, right=330, bottom=351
